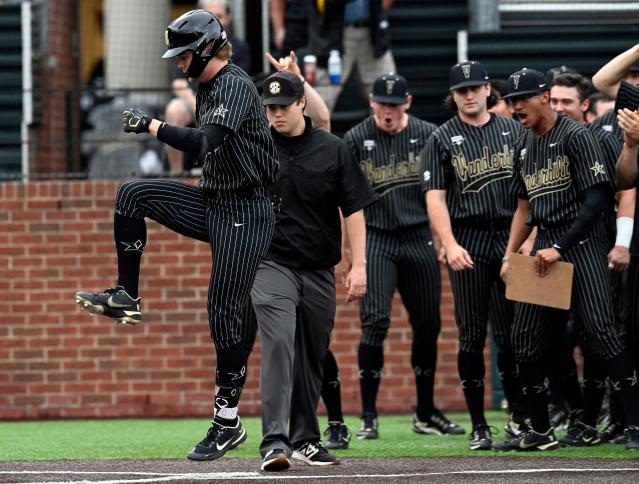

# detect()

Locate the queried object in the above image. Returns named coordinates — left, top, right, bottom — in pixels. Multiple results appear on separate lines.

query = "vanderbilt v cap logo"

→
left=503, top=68, right=550, bottom=99
left=449, top=60, right=489, bottom=91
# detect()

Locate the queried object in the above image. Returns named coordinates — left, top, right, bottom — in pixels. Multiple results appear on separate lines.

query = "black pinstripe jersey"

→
left=615, top=80, right=639, bottom=113
left=512, top=116, right=613, bottom=225
left=590, top=110, right=622, bottom=143
left=196, top=63, right=278, bottom=196
left=422, top=114, right=523, bottom=221
left=343, top=115, right=437, bottom=231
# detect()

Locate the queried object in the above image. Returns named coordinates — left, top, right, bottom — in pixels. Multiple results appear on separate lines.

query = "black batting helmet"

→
left=162, top=9, right=228, bottom=78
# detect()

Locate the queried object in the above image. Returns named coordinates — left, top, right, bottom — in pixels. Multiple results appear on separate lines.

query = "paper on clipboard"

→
left=505, top=253, right=574, bottom=310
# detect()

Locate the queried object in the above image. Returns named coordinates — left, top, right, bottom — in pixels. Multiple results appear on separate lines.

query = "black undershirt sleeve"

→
left=156, top=123, right=232, bottom=155
left=554, top=183, right=608, bottom=254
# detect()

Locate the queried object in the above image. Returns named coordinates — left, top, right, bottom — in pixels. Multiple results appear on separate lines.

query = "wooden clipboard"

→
left=505, top=253, right=574, bottom=310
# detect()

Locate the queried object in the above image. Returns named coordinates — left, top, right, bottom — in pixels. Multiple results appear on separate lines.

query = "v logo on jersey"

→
left=451, top=135, right=465, bottom=146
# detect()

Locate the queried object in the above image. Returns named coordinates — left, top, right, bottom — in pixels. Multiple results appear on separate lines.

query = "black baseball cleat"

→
left=356, top=413, right=379, bottom=440
left=261, top=448, right=291, bottom=471
left=625, top=426, right=639, bottom=450
left=75, top=286, right=141, bottom=326
left=412, top=408, right=466, bottom=435
left=559, top=421, right=600, bottom=447
left=323, top=421, right=351, bottom=449
left=493, top=428, right=559, bottom=452
left=504, top=413, right=530, bottom=439
left=599, top=421, right=625, bottom=444
left=292, top=441, right=340, bottom=465
left=468, top=424, right=495, bottom=450
left=187, top=418, right=247, bottom=461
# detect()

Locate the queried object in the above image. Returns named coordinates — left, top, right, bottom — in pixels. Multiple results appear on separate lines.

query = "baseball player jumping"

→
left=75, top=9, right=278, bottom=460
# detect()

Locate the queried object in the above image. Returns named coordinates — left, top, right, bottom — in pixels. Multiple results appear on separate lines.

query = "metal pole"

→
left=230, top=0, right=245, bottom=40
left=468, top=0, right=500, bottom=32
left=262, top=0, right=269, bottom=73
left=21, top=1, right=33, bottom=181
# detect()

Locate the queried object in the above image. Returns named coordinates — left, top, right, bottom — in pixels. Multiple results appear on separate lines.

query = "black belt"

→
left=453, top=218, right=511, bottom=231
left=538, top=221, right=572, bottom=231
left=207, top=186, right=267, bottom=200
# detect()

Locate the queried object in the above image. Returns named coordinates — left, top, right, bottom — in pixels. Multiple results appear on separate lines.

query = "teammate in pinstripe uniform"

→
left=343, top=73, right=464, bottom=440
left=75, top=9, right=278, bottom=460
left=547, top=72, right=634, bottom=447
left=423, top=61, right=525, bottom=450
left=593, top=47, right=639, bottom=448
left=494, top=68, right=639, bottom=451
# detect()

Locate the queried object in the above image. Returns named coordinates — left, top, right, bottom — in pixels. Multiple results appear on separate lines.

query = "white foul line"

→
left=1, top=467, right=638, bottom=483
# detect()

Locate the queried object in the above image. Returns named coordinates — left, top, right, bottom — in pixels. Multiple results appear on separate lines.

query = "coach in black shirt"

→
left=253, top=71, right=377, bottom=471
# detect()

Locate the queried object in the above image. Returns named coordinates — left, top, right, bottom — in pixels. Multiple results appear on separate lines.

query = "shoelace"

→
left=99, top=287, right=121, bottom=296
left=469, top=425, right=498, bottom=441
left=431, top=412, right=452, bottom=429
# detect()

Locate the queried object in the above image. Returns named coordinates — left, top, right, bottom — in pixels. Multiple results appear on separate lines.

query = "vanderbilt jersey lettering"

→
left=343, top=115, right=437, bottom=230
left=422, top=114, right=523, bottom=220
left=512, top=116, right=612, bottom=225
left=196, top=64, right=278, bottom=196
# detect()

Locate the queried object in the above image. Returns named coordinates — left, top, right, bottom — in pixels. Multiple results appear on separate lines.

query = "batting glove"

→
left=122, top=108, right=151, bottom=134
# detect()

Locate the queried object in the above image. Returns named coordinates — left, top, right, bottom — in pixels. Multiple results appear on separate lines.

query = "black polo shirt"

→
left=266, top=117, right=378, bottom=269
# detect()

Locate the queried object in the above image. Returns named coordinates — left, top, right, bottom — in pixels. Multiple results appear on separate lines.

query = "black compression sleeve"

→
left=555, top=184, right=608, bottom=253
left=156, top=124, right=204, bottom=154
left=156, top=123, right=232, bottom=154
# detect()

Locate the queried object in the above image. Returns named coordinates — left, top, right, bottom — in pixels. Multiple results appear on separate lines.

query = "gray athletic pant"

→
left=251, top=259, right=335, bottom=457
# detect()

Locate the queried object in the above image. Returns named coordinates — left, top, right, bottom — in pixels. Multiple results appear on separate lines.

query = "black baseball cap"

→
left=502, top=68, right=550, bottom=99
left=262, top=71, right=304, bottom=106
left=449, top=61, right=489, bottom=90
left=546, top=65, right=578, bottom=83
left=371, top=73, right=410, bottom=105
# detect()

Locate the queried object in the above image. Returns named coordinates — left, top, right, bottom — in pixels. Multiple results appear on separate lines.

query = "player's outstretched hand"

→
left=445, top=243, right=474, bottom=271
left=534, top=247, right=561, bottom=276
left=345, top=264, right=366, bottom=303
left=122, top=108, right=151, bottom=134
left=265, top=51, right=302, bottom=78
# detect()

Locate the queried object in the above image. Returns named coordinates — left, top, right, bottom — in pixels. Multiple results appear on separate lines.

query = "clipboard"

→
left=505, top=253, right=574, bottom=310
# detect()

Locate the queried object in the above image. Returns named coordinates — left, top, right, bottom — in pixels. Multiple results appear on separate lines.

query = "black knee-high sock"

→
left=412, top=340, right=436, bottom=420
left=359, top=342, right=383, bottom=416
left=518, top=360, right=551, bottom=433
left=497, top=351, right=524, bottom=420
left=458, top=351, right=486, bottom=428
left=582, top=354, right=607, bottom=427
left=321, top=350, right=344, bottom=422
left=609, top=391, right=626, bottom=426
left=551, top=348, right=583, bottom=413
left=213, top=342, right=248, bottom=425
left=606, top=350, right=639, bottom=426
left=114, top=213, right=146, bottom=299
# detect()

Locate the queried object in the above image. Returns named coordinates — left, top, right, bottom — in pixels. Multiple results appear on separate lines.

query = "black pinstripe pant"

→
left=115, top=179, right=274, bottom=349
left=448, top=225, right=514, bottom=354
left=359, top=225, right=441, bottom=347
left=511, top=222, right=624, bottom=362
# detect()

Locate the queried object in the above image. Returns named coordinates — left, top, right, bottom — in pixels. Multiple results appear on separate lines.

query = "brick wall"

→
left=0, top=180, right=493, bottom=419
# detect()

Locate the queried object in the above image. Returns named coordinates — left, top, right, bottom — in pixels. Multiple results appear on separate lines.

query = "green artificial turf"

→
left=0, top=412, right=634, bottom=461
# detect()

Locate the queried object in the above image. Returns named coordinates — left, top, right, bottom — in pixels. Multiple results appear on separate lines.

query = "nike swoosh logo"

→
left=216, top=436, right=235, bottom=451
left=233, top=222, right=246, bottom=227
left=549, top=142, right=559, bottom=147
left=579, top=238, right=591, bottom=245
left=107, top=295, right=130, bottom=308
left=410, top=138, right=418, bottom=143
left=501, top=131, right=511, bottom=136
